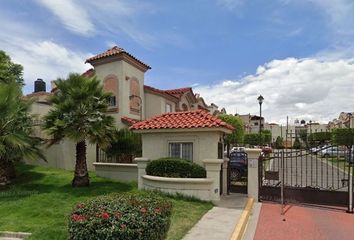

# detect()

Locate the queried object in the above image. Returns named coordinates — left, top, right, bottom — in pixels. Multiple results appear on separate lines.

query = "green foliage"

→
left=261, top=130, right=272, bottom=144
left=43, top=73, right=115, bottom=147
left=104, top=128, right=142, bottom=163
left=243, top=130, right=271, bottom=146
left=308, top=131, right=331, bottom=146
left=0, top=50, right=24, bottom=85
left=68, top=193, right=172, bottom=240
left=146, top=158, right=206, bottom=178
left=332, top=128, right=354, bottom=147
left=293, top=137, right=302, bottom=149
left=218, top=114, right=244, bottom=144
left=0, top=81, right=44, bottom=183
left=275, top=136, right=284, bottom=149
left=298, top=129, right=308, bottom=143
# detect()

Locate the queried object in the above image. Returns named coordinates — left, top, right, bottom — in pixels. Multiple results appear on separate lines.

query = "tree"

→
left=244, top=133, right=261, bottom=146
left=293, top=137, right=302, bottom=149
left=104, top=128, right=142, bottom=163
left=218, top=114, right=244, bottom=145
left=43, top=73, right=115, bottom=187
left=0, top=81, right=44, bottom=185
left=308, top=131, right=331, bottom=147
left=275, top=136, right=284, bottom=149
left=0, top=50, right=24, bottom=85
left=261, top=129, right=272, bottom=144
left=332, top=128, right=354, bottom=147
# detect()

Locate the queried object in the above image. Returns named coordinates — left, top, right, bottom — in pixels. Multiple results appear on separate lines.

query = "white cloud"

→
left=195, top=57, right=354, bottom=124
left=36, top=0, right=95, bottom=36
left=0, top=14, right=90, bottom=91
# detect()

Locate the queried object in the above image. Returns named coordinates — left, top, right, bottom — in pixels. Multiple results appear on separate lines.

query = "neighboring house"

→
left=25, top=46, right=222, bottom=170
left=237, top=114, right=264, bottom=134
left=328, top=112, right=354, bottom=129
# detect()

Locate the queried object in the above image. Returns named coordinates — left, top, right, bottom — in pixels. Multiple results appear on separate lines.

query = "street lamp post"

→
left=348, top=113, right=353, bottom=213
left=257, top=95, right=264, bottom=145
left=129, top=94, right=143, bottom=121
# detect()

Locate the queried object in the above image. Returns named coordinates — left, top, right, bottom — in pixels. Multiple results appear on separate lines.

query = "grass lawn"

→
left=0, top=164, right=213, bottom=240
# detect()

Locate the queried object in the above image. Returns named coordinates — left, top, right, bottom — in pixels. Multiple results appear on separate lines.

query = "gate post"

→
left=222, top=158, right=229, bottom=196
left=246, top=148, right=262, bottom=201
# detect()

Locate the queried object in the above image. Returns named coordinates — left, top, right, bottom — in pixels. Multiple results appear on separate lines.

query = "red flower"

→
left=120, top=224, right=127, bottom=230
left=71, top=214, right=86, bottom=222
left=76, top=203, right=84, bottom=209
left=100, top=212, right=110, bottom=220
left=140, top=208, right=147, bottom=214
left=155, top=208, right=161, bottom=214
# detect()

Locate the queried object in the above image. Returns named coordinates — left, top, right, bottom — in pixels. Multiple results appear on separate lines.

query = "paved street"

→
left=265, top=150, right=350, bottom=191
left=254, top=203, right=354, bottom=240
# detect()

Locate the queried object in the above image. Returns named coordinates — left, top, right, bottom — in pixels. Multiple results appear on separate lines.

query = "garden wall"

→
left=93, top=162, right=138, bottom=182
left=141, top=175, right=214, bottom=201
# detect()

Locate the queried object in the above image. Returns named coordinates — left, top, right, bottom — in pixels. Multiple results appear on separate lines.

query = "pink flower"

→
left=71, top=214, right=86, bottom=222
left=100, top=212, right=110, bottom=220
left=140, top=208, right=147, bottom=214
left=120, top=224, right=127, bottom=230
left=155, top=208, right=161, bottom=213
left=76, top=203, right=84, bottom=209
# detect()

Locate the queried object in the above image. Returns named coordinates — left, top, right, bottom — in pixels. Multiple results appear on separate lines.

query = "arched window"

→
left=182, top=103, right=188, bottom=111
left=130, top=77, right=140, bottom=114
left=103, top=74, right=118, bottom=108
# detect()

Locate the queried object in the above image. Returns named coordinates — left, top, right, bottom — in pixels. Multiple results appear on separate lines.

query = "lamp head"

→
left=257, top=95, right=264, bottom=105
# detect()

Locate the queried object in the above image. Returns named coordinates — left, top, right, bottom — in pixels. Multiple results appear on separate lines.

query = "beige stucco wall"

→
left=144, top=92, right=176, bottom=119
left=141, top=131, right=223, bottom=166
left=93, top=162, right=138, bottom=182
left=93, top=60, right=145, bottom=127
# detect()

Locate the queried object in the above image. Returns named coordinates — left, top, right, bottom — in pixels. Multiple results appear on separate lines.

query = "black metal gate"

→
left=259, top=146, right=353, bottom=208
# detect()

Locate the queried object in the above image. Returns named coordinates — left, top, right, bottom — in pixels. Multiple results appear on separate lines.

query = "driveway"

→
left=269, top=151, right=349, bottom=191
left=254, top=203, right=354, bottom=240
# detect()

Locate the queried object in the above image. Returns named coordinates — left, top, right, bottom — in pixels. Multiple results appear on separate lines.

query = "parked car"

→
left=229, top=151, right=248, bottom=181
left=319, top=146, right=346, bottom=158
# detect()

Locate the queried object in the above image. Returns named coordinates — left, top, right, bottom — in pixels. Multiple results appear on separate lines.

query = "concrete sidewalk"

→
left=183, top=193, right=248, bottom=240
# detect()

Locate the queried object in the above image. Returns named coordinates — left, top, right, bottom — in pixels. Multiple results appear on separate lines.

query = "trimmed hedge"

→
left=146, top=158, right=206, bottom=178
left=68, top=193, right=172, bottom=240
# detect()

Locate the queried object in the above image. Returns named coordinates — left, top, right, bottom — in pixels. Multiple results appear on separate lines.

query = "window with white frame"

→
left=169, top=142, right=193, bottom=160
left=165, top=103, right=172, bottom=113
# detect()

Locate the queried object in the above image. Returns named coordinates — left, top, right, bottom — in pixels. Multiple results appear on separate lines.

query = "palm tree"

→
left=44, top=73, right=115, bottom=187
left=0, top=81, right=44, bottom=185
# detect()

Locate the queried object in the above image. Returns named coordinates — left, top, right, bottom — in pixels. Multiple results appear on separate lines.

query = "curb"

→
left=0, top=231, right=32, bottom=239
left=230, top=197, right=255, bottom=240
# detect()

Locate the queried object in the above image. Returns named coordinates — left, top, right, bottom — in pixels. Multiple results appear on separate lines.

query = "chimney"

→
left=34, top=78, right=46, bottom=92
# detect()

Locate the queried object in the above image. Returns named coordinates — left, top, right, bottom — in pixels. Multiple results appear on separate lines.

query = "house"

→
left=25, top=46, right=223, bottom=170
left=328, top=112, right=354, bottom=129
left=236, top=114, right=264, bottom=134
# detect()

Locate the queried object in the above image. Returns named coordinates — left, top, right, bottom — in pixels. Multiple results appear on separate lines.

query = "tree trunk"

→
left=72, top=141, right=90, bottom=187
left=0, top=158, right=9, bottom=187
left=6, top=160, right=16, bottom=180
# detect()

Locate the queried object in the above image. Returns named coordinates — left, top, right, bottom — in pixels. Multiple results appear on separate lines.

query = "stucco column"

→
left=203, top=159, right=223, bottom=202
left=135, top=157, right=150, bottom=189
left=245, top=149, right=262, bottom=201
left=222, top=158, right=229, bottom=196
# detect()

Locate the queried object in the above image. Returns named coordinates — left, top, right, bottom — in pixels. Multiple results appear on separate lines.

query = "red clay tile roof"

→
left=85, top=46, right=151, bottom=70
left=82, top=68, right=96, bottom=78
left=129, top=110, right=234, bottom=131
left=144, top=85, right=179, bottom=101
left=121, top=116, right=140, bottom=126
left=164, top=87, right=192, bottom=97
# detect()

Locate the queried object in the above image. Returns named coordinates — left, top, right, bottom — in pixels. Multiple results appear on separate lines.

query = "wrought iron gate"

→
left=229, top=151, right=248, bottom=193
left=259, top=146, right=353, bottom=208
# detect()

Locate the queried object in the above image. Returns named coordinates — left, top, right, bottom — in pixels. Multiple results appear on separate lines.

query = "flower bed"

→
left=68, top=193, right=172, bottom=240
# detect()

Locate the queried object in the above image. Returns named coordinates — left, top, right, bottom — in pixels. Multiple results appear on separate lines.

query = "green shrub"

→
left=146, top=158, right=206, bottom=178
left=68, top=193, right=172, bottom=240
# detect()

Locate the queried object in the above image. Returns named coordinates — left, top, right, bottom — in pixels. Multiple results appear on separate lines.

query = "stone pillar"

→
left=222, top=158, right=229, bottom=196
left=203, top=159, right=223, bottom=202
left=245, top=149, right=262, bottom=201
left=135, top=157, right=150, bottom=189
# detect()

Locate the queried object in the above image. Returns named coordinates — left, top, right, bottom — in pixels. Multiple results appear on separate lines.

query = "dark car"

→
left=229, top=151, right=248, bottom=181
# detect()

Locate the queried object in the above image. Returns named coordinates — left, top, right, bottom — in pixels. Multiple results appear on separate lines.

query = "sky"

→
left=1, top=0, right=354, bottom=124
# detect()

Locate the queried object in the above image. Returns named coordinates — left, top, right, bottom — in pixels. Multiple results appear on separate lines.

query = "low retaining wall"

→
left=93, top=162, right=138, bottom=182
left=142, top=175, right=214, bottom=201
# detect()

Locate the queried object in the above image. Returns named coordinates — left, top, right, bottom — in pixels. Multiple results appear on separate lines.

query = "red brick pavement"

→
left=254, top=203, right=354, bottom=240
